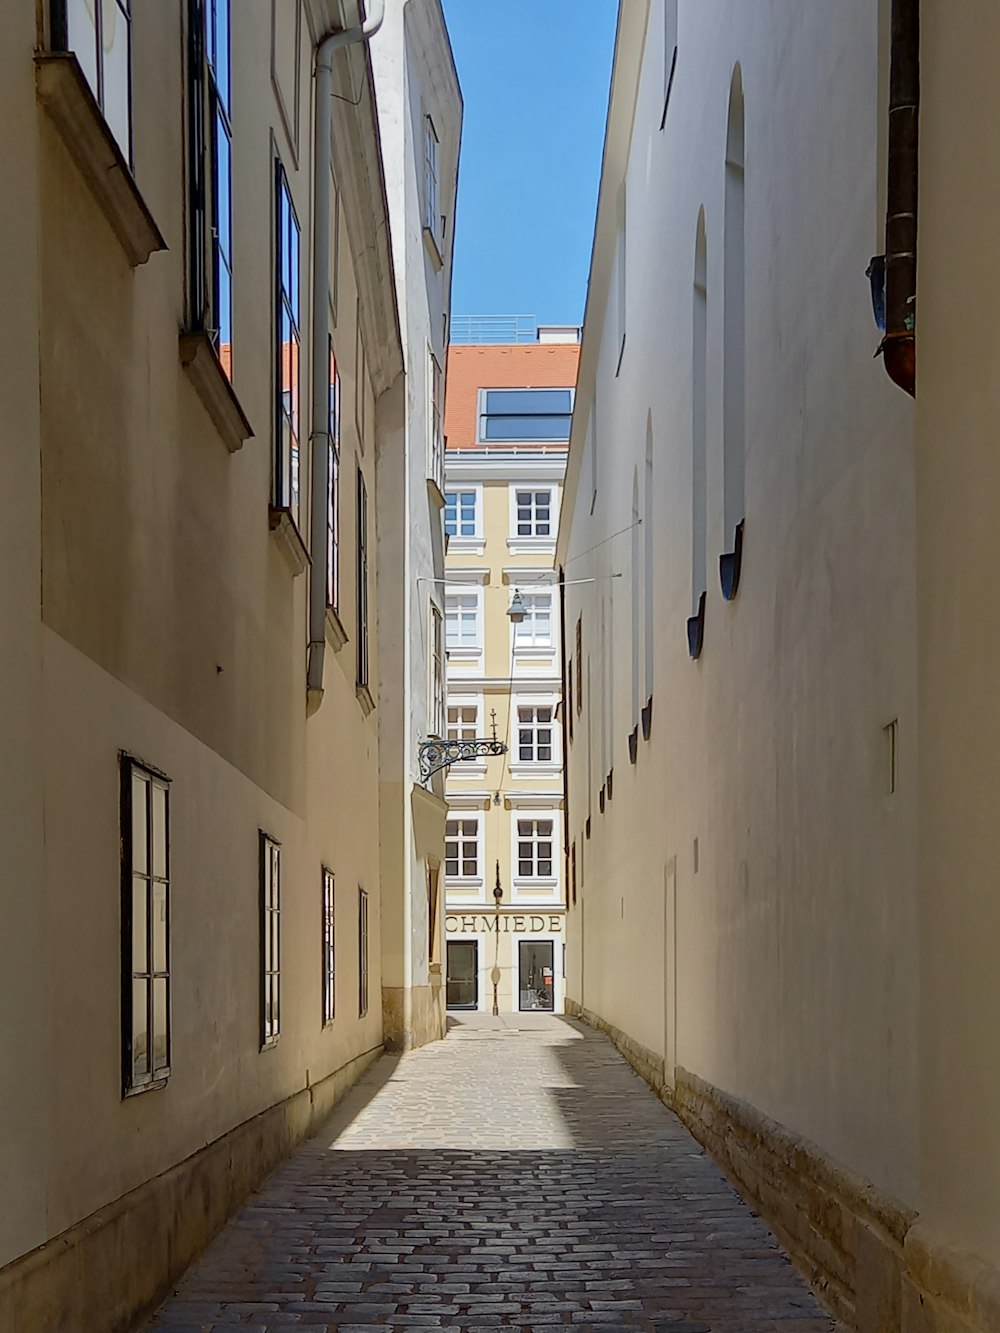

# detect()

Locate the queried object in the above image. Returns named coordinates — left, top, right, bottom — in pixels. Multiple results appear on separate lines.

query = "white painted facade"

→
left=559, top=0, right=919, bottom=1308
left=371, top=0, right=462, bottom=1050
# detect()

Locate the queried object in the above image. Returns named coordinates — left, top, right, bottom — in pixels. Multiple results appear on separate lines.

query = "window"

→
left=616, top=182, right=627, bottom=371
left=424, top=116, right=439, bottom=237
left=260, top=833, right=281, bottom=1047
left=478, top=389, right=573, bottom=444
left=357, top=469, right=369, bottom=687
left=644, top=424, right=654, bottom=702
left=430, top=351, right=444, bottom=488
left=567, top=659, right=574, bottom=743
left=121, top=757, right=170, bottom=1095
left=575, top=617, right=583, bottom=715
left=447, top=701, right=479, bottom=746
left=722, top=67, right=746, bottom=592
left=445, top=817, right=480, bottom=880
left=355, top=306, right=367, bottom=451
left=517, top=818, right=555, bottom=880
left=571, top=840, right=577, bottom=905
left=274, top=162, right=301, bottom=526
left=518, top=704, right=555, bottom=763
left=444, top=490, right=477, bottom=538
left=690, top=208, right=708, bottom=655
left=322, top=868, right=335, bottom=1026
left=513, top=592, right=553, bottom=650
left=54, top=0, right=132, bottom=161
left=514, top=488, right=553, bottom=538
left=661, top=0, right=678, bottom=127
left=358, top=887, right=369, bottom=1018
left=327, top=338, right=341, bottom=611
left=188, top=0, right=232, bottom=373
left=431, top=605, right=445, bottom=737
left=445, top=591, right=481, bottom=653
left=427, top=865, right=441, bottom=965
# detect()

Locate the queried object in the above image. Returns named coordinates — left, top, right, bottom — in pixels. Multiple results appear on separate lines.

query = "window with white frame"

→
left=448, top=701, right=479, bottom=745
left=515, top=488, right=553, bottom=538
left=321, top=868, right=335, bottom=1026
left=513, top=591, right=553, bottom=649
left=517, top=704, right=555, bottom=763
left=424, top=117, right=439, bottom=237
left=445, top=816, right=480, bottom=880
left=429, top=350, right=444, bottom=489
left=479, top=389, right=572, bottom=443
left=517, top=818, right=555, bottom=880
left=260, top=832, right=281, bottom=1048
left=431, top=605, right=445, bottom=738
left=444, top=489, right=477, bottom=538
left=445, top=590, right=481, bottom=653
left=53, top=0, right=132, bottom=161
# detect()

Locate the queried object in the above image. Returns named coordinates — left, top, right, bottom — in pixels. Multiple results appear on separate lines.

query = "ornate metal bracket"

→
left=419, top=736, right=507, bottom=783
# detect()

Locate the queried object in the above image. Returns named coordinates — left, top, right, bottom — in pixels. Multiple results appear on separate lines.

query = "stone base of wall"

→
left=0, top=1043, right=382, bottom=1333
left=567, top=999, right=1000, bottom=1333
left=382, top=982, right=446, bottom=1053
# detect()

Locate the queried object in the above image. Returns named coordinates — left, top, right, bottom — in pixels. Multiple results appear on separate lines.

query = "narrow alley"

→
left=145, top=1019, right=838, bottom=1332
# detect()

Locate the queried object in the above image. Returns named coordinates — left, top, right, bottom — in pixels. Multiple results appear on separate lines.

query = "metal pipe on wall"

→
left=307, top=0, right=385, bottom=705
left=881, top=0, right=919, bottom=397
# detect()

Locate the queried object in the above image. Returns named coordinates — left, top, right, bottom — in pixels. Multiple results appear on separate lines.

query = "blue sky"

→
left=442, top=1, right=618, bottom=328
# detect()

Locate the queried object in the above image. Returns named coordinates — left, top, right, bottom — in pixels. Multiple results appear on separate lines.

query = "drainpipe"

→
left=307, top=0, right=385, bottom=707
left=880, top=0, right=919, bottom=397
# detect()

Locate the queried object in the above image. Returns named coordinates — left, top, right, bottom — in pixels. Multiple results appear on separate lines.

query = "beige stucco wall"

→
left=445, top=449, right=568, bottom=1013
left=915, top=0, right=1000, bottom=1277
left=561, top=0, right=918, bottom=1209
left=1, top=0, right=399, bottom=1299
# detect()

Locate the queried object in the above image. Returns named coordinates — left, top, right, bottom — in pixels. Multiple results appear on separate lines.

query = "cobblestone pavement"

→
left=145, top=1014, right=841, bottom=1332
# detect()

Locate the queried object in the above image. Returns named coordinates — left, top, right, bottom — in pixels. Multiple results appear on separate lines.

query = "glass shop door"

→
left=446, top=940, right=479, bottom=1009
left=519, top=940, right=555, bottom=1012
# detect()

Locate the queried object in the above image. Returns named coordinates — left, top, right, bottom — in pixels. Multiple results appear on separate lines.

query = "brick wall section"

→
left=445, top=343, right=580, bottom=450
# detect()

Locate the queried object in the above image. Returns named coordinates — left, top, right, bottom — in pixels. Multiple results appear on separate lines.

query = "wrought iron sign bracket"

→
left=419, top=736, right=507, bottom=784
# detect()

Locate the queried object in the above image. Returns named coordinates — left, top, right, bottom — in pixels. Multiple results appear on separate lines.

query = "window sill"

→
left=446, top=761, right=487, bottom=778
left=513, top=878, right=559, bottom=891
left=427, top=475, right=446, bottom=509
left=122, top=1073, right=169, bottom=1099
left=641, top=695, right=653, bottom=741
left=260, top=1037, right=280, bottom=1052
left=35, top=53, right=166, bottom=267
left=628, top=724, right=639, bottom=765
left=179, top=332, right=253, bottom=452
left=508, top=763, right=562, bottom=780
left=423, top=224, right=444, bottom=270
left=507, top=537, right=557, bottom=555
left=445, top=877, right=484, bottom=891
left=325, top=606, right=349, bottom=650
left=356, top=681, right=375, bottom=716
left=448, top=535, right=486, bottom=556
left=269, top=507, right=309, bottom=577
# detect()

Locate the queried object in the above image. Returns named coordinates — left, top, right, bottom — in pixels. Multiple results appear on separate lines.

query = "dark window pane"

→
left=131, top=774, right=147, bottom=873
left=132, top=978, right=149, bottom=1078
left=482, top=415, right=572, bottom=442
left=152, top=976, right=169, bottom=1071
left=485, top=389, right=573, bottom=415
left=132, top=876, right=148, bottom=971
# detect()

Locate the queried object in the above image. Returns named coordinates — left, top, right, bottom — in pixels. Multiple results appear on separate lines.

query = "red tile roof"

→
left=444, top=344, right=581, bottom=451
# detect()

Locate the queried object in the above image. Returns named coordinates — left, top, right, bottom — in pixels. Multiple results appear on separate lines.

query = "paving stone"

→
left=144, top=1015, right=844, bottom=1331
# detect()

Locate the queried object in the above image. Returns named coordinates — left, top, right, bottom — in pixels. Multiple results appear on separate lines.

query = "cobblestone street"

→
left=145, top=1016, right=840, bottom=1332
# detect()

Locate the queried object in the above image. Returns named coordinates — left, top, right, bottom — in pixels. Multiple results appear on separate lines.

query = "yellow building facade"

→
left=442, top=334, right=578, bottom=1016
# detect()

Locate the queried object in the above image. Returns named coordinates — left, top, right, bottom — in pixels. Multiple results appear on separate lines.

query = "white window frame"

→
left=55, top=0, right=133, bottom=164
left=477, top=387, right=574, bottom=446
left=446, top=694, right=487, bottom=777
left=444, top=810, right=483, bottom=889
left=424, top=115, right=440, bottom=239
left=429, top=348, right=444, bottom=491
left=509, top=694, right=561, bottom=778
left=443, top=484, right=483, bottom=551
left=430, top=602, right=445, bottom=739
left=507, top=483, right=560, bottom=553
left=445, top=586, right=484, bottom=663
left=511, top=810, right=560, bottom=900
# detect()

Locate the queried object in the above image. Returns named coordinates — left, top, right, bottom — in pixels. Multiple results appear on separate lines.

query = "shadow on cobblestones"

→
left=144, top=1018, right=842, bottom=1332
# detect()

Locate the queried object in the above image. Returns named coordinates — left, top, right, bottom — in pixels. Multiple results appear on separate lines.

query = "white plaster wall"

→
left=916, top=0, right=1000, bottom=1271
left=563, top=0, right=918, bottom=1206
left=372, top=0, right=461, bottom=1023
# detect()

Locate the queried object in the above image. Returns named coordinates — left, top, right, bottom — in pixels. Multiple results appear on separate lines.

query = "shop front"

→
left=445, top=909, right=565, bottom=1015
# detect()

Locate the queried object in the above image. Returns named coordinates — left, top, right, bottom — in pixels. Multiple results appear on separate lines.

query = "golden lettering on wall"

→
left=445, top=913, right=563, bottom=934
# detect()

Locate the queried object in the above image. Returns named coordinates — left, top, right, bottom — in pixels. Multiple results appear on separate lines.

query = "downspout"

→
left=307, top=0, right=386, bottom=707
left=880, top=0, right=919, bottom=396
